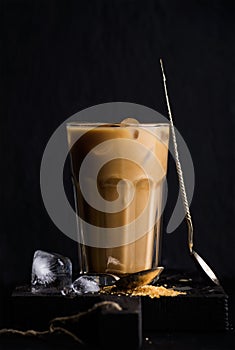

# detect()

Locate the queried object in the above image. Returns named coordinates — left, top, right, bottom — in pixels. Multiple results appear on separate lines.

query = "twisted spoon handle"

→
left=159, top=59, right=193, bottom=253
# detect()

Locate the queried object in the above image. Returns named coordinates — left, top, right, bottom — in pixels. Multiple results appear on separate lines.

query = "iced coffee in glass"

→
left=67, top=120, right=169, bottom=276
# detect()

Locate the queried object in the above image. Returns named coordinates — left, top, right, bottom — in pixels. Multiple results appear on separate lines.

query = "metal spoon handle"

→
left=159, top=59, right=220, bottom=285
left=159, top=59, right=194, bottom=253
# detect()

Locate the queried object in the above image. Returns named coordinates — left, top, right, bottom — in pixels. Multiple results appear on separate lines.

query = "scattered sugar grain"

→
left=101, top=285, right=186, bottom=299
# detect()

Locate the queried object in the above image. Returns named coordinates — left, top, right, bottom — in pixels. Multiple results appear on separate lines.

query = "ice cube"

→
left=120, top=118, right=139, bottom=139
left=80, top=273, right=118, bottom=287
left=72, top=275, right=100, bottom=295
left=120, top=118, right=139, bottom=126
left=31, top=250, right=72, bottom=293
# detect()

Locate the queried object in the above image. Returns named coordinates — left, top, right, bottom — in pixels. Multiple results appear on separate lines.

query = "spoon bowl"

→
left=114, top=267, right=164, bottom=290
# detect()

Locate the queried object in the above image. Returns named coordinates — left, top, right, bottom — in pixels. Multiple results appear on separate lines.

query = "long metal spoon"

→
left=159, top=58, right=220, bottom=286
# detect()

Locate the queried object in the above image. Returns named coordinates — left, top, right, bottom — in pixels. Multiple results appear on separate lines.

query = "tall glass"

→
left=67, top=122, right=169, bottom=276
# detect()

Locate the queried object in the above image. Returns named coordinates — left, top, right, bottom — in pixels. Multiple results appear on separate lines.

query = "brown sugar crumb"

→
left=100, top=285, right=186, bottom=298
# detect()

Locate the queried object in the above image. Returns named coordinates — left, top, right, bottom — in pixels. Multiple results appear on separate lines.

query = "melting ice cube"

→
left=31, top=250, right=72, bottom=292
left=120, top=118, right=139, bottom=126
left=72, top=275, right=100, bottom=295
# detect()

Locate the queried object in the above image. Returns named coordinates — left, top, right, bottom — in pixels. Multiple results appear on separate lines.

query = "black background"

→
left=1, top=0, right=235, bottom=327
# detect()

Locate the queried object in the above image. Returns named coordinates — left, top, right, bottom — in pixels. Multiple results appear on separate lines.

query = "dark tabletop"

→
left=1, top=277, right=234, bottom=350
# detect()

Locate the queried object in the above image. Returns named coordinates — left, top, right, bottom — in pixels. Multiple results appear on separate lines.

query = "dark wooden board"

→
left=8, top=271, right=230, bottom=348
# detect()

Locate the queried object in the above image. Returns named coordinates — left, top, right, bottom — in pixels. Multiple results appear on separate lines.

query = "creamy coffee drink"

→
left=67, top=122, right=169, bottom=275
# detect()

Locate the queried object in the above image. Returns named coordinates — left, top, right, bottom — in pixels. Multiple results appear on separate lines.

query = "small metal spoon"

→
left=84, top=267, right=164, bottom=290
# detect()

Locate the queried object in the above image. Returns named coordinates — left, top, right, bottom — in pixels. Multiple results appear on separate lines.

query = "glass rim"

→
left=66, top=122, right=170, bottom=128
